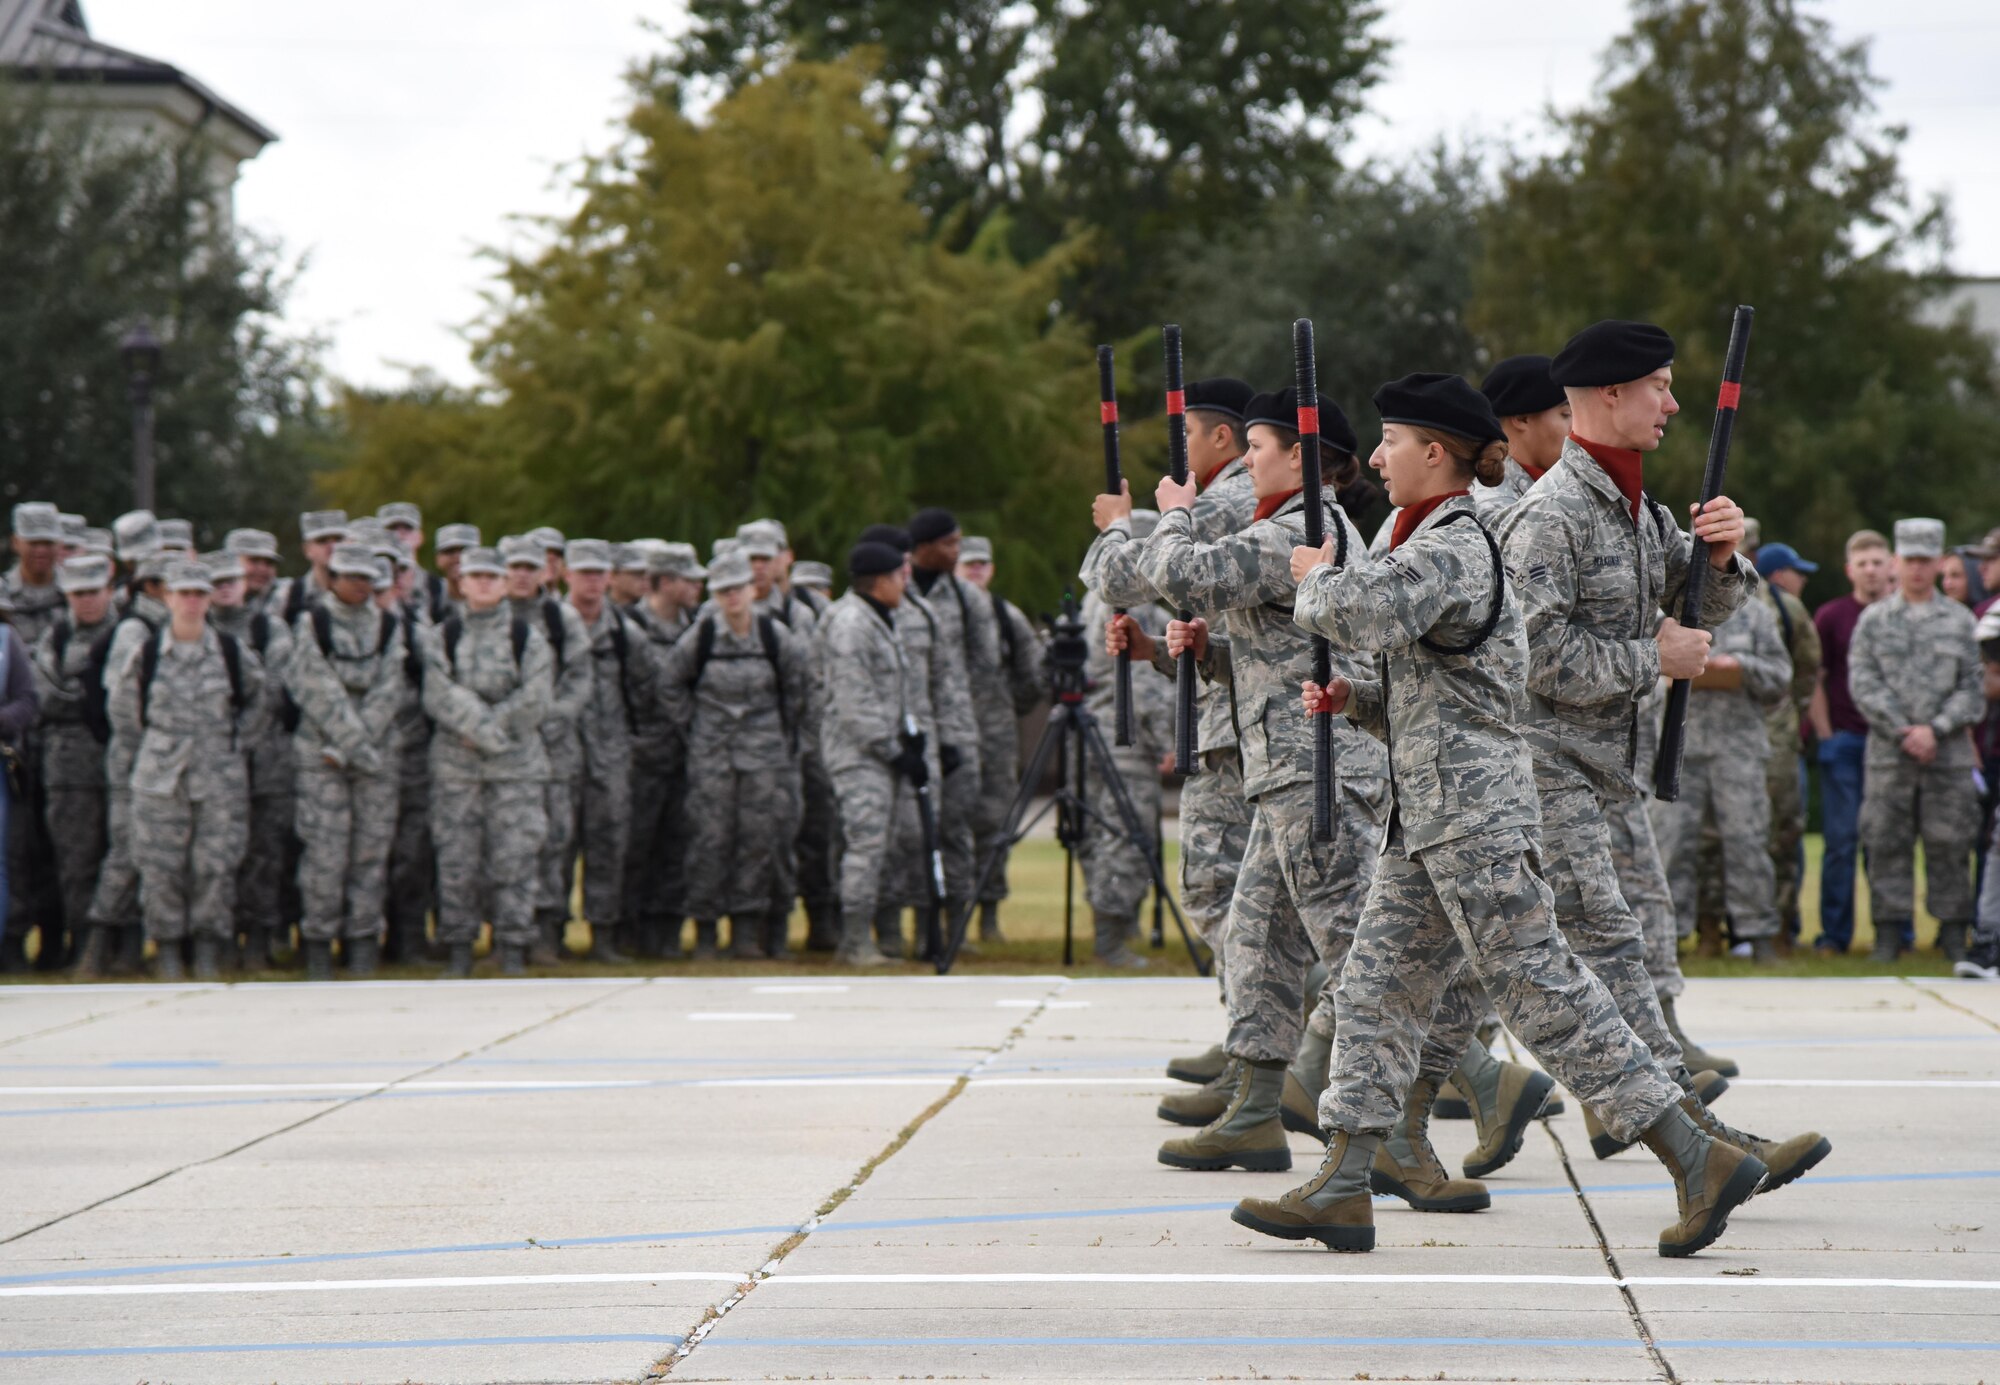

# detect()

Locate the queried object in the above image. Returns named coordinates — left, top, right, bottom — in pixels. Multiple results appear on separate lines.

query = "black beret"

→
left=1244, top=387, right=1359, bottom=457
left=1480, top=354, right=1566, bottom=418
left=907, top=508, right=958, bottom=545
left=848, top=541, right=905, bottom=577
left=1184, top=377, right=1256, bottom=421
left=1373, top=372, right=1505, bottom=447
left=857, top=523, right=913, bottom=553
left=1549, top=320, right=1675, bottom=388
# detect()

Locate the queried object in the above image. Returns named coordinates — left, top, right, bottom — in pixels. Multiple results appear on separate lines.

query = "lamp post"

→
left=119, top=319, right=162, bottom=512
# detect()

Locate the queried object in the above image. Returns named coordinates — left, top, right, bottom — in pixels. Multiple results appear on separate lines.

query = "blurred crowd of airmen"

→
left=0, top=502, right=1049, bottom=979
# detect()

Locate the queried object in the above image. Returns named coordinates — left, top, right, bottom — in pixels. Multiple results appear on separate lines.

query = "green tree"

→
left=328, top=59, right=1104, bottom=606
left=1472, top=0, right=1999, bottom=594
left=0, top=80, right=329, bottom=543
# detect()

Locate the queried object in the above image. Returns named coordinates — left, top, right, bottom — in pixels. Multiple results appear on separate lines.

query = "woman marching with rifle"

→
left=1232, top=372, right=1764, bottom=1258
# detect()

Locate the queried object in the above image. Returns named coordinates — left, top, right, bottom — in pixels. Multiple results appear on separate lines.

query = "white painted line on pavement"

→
left=686, top=1013, right=795, bottom=1022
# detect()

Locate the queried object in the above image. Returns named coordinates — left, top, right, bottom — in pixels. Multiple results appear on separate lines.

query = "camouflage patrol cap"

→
left=958, top=537, right=993, bottom=564
left=707, top=550, right=754, bottom=592
left=58, top=512, right=86, bottom=542
left=81, top=527, right=114, bottom=559
left=113, top=509, right=160, bottom=560
left=434, top=523, right=480, bottom=553
left=459, top=546, right=505, bottom=577
left=57, top=554, right=113, bottom=594
left=377, top=501, right=422, bottom=530
left=564, top=538, right=613, bottom=571
left=133, top=551, right=171, bottom=584
left=499, top=534, right=544, bottom=568
left=528, top=525, right=566, bottom=553
left=649, top=542, right=706, bottom=580
left=612, top=541, right=651, bottom=573
left=225, top=528, right=280, bottom=560
left=748, top=517, right=789, bottom=548
left=792, top=560, right=833, bottom=589
left=300, top=509, right=348, bottom=542
left=10, top=502, right=61, bottom=542
left=735, top=520, right=783, bottom=558
left=1894, top=518, right=1945, bottom=559
left=164, top=558, right=213, bottom=593
left=202, top=549, right=245, bottom=584
left=711, top=536, right=742, bottom=562
left=327, top=542, right=380, bottom=579
left=156, top=518, right=195, bottom=552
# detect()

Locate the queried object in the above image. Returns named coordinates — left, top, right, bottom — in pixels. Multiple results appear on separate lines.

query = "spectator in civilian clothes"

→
left=1810, top=529, right=1892, bottom=953
left=1943, top=547, right=1988, bottom=610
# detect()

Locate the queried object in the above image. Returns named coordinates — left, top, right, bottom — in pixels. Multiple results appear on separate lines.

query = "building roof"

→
left=0, top=0, right=275, bottom=148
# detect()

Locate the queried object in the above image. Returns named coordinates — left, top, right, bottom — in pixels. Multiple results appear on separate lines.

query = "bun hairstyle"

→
left=1409, top=427, right=1509, bottom=487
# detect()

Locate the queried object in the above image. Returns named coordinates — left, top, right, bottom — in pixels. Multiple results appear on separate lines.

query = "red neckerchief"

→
left=1253, top=487, right=1302, bottom=523
left=1199, top=454, right=1247, bottom=493
left=1571, top=433, right=1644, bottom=521
left=1389, top=491, right=1470, bottom=552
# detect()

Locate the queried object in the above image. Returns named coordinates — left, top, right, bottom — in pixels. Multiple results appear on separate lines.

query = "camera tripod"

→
left=936, top=599, right=1209, bottom=976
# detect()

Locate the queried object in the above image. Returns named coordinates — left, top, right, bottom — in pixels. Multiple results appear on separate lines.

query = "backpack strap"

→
left=402, top=612, right=425, bottom=688
left=693, top=614, right=717, bottom=681
left=511, top=614, right=530, bottom=668
left=758, top=613, right=792, bottom=748
left=137, top=627, right=162, bottom=728
left=250, top=611, right=271, bottom=656
left=283, top=575, right=307, bottom=625
left=218, top=630, right=247, bottom=746
left=52, top=616, right=71, bottom=668
left=609, top=607, right=635, bottom=732
left=541, top=598, right=567, bottom=670
left=442, top=613, right=464, bottom=673
left=309, top=602, right=334, bottom=658
left=990, top=590, right=1016, bottom=665
left=1414, top=511, right=1505, bottom=657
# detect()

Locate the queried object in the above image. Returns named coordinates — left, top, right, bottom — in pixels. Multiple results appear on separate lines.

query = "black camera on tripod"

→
left=1044, top=590, right=1092, bottom=703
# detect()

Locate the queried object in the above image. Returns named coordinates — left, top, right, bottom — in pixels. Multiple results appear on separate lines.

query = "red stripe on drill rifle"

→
left=1101, top=402, right=1118, bottom=424
left=1717, top=381, right=1741, bottom=410
left=1165, top=390, right=1185, bottom=415
left=1297, top=405, right=1319, bottom=435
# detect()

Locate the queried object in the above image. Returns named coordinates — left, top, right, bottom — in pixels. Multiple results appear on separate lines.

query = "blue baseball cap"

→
left=1755, top=542, right=1818, bottom=578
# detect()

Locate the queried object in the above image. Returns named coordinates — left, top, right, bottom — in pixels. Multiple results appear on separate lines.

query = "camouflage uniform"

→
left=624, top=601, right=693, bottom=948
left=285, top=596, right=407, bottom=944
left=970, top=589, right=1046, bottom=905
left=817, top=591, right=921, bottom=954
left=661, top=610, right=810, bottom=923
left=108, top=624, right=265, bottom=943
left=3, top=555, right=63, bottom=954
left=1299, top=496, right=1683, bottom=1142
left=1649, top=596, right=1790, bottom=943
left=572, top=600, right=656, bottom=932
left=1471, top=457, right=1540, bottom=521
left=1082, top=458, right=1259, bottom=964
left=85, top=595, right=170, bottom=933
left=384, top=616, right=434, bottom=955
left=1137, top=489, right=1387, bottom=1062
left=761, top=585, right=834, bottom=928
left=418, top=605, right=554, bottom=948
left=1761, top=579, right=1819, bottom=928
left=516, top=595, right=592, bottom=936
left=1611, top=701, right=1685, bottom=999
left=1494, top=439, right=1756, bottom=1084
left=1078, top=590, right=1173, bottom=920
left=30, top=613, right=113, bottom=938
left=897, top=585, right=981, bottom=904
left=1848, top=591, right=1983, bottom=931
left=211, top=604, right=297, bottom=945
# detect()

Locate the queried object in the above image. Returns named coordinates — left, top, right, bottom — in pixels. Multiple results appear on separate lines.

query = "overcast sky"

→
left=83, top=0, right=2000, bottom=389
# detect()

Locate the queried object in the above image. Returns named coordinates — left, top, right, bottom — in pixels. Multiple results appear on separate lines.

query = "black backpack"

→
left=307, top=603, right=397, bottom=663
left=440, top=611, right=533, bottom=674
left=692, top=612, right=791, bottom=745
left=75, top=611, right=158, bottom=744
left=137, top=627, right=248, bottom=737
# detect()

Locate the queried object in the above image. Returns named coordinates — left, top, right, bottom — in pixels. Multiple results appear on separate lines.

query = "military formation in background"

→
left=0, top=503, right=1050, bottom=980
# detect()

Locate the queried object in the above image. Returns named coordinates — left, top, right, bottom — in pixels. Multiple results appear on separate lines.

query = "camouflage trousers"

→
left=86, top=784, right=140, bottom=928
left=830, top=763, right=918, bottom=930
left=534, top=772, right=582, bottom=927
left=972, top=733, right=1019, bottom=903
left=1182, top=746, right=1254, bottom=1000
left=6, top=744, right=60, bottom=938
left=1860, top=755, right=1977, bottom=925
left=1651, top=756, right=1780, bottom=942
left=1319, top=826, right=1682, bottom=1144
left=938, top=753, right=981, bottom=903
left=1540, top=786, right=1689, bottom=1084
left=684, top=757, right=801, bottom=921
left=624, top=749, right=686, bottom=931
left=385, top=765, right=434, bottom=941
left=293, top=763, right=399, bottom=943
left=1768, top=749, right=1807, bottom=927
left=433, top=778, right=545, bottom=947
left=1606, top=794, right=1687, bottom=1000
left=236, top=789, right=294, bottom=933
left=795, top=751, right=838, bottom=911
left=1078, top=742, right=1165, bottom=919
left=1224, top=777, right=1386, bottom=1065
left=41, top=785, right=106, bottom=940
left=566, top=758, right=631, bottom=927
left=133, top=785, right=249, bottom=943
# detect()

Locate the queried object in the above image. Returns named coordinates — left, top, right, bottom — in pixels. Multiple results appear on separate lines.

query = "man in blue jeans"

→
left=1812, top=530, right=1894, bottom=951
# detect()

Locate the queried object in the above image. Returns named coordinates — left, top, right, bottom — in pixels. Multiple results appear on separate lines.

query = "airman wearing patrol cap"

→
left=32, top=555, right=118, bottom=974
left=623, top=541, right=706, bottom=956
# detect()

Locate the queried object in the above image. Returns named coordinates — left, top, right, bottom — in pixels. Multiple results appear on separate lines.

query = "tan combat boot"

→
left=1585, top=1069, right=1729, bottom=1158
left=1639, top=1103, right=1767, bottom=1257
left=1279, top=1027, right=1332, bottom=1138
left=1661, top=994, right=1739, bottom=1077
left=1231, top=1131, right=1378, bottom=1251
left=1682, top=1095, right=1830, bottom=1195
left=1455, top=1043, right=1556, bottom=1178
left=1372, top=1078, right=1491, bottom=1212
left=1158, top=1057, right=1240, bottom=1126
left=1166, top=1043, right=1229, bottom=1086
left=1158, top=1061, right=1291, bottom=1172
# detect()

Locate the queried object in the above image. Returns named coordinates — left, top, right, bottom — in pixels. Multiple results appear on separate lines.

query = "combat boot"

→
left=1638, top=1103, right=1767, bottom=1257
left=153, top=939, right=185, bottom=982
left=803, top=900, right=840, bottom=952
left=71, top=927, right=113, bottom=980
left=979, top=900, right=1005, bottom=942
left=1936, top=921, right=1970, bottom=963
left=528, top=919, right=561, bottom=967
left=240, top=925, right=274, bottom=972
left=1281, top=1028, right=1332, bottom=1138
left=729, top=916, right=766, bottom=960
left=1954, top=937, right=2000, bottom=980
left=588, top=925, right=630, bottom=965
left=1585, top=1069, right=1729, bottom=1158
left=1231, top=1131, right=1378, bottom=1251
left=499, top=942, right=528, bottom=977
left=1166, top=1044, right=1229, bottom=1086
left=1695, top=912, right=1725, bottom=958
left=1661, top=994, right=1738, bottom=1077
left=1434, top=1075, right=1472, bottom=1121
left=113, top=924, right=146, bottom=976
left=1373, top=1078, right=1492, bottom=1212
left=762, top=911, right=790, bottom=961
left=347, top=936, right=381, bottom=979
left=1870, top=921, right=1905, bottom=964
left=1682, top=1094, right=1830, bottom=1195
left=440, top=942, right=474, bottom=980
left=303, top=939, right=335, bottom=983
left=1158, top=1061, right=1291, bottom=1172
left=1455, top=1042, right=1555, bottom=1179
left=1092, top=911, right=1147, bottom=968
left=191, top=935, right=223, bottom=982
left=1158, top=1057, right=1240, bottom=1126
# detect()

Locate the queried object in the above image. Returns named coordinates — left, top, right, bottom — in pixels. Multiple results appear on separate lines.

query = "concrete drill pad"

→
left=1, top=973, right=1996, bottom=1383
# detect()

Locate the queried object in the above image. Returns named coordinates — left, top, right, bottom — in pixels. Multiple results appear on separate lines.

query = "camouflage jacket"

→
left=898, top=588, right=979, bottom=766
left=660, top=610, right=809, bottom=773
left=1758, top=578, right=1820, bottom=757
left=914, top=567, right=995, bottom=777
left=285, top=598, right=406, bottom=776
left=816, top=592, right=914, bottom=777
left=510, top=594, right=592, bottom=778
left=107, top=624, right=266, bottom=801
left=626, top=602, right=693, bottom=768
left=1494, top=438, right=1755, bottom=799
left=1683, top=589, right=1790, bottom=763
left=1, top=568, right=61, bottom=647
left=1083, top=589, right=1174, bottom=756
left=758, top=586, right=819, bottom=637
left=1848, top=591, right=1983, bottom=770
left=211, top=604, right=298, bottom=797
left=1138, top=489, right=1383, bottom=801
left=1472, top=457, right=1540, bottom=522
left=97, top=593, right=170, bottom=793
left=575, top=601, right=658, bottom=783
left=30, top=613, right=113, bottom=789
left=972, top=590, right=1045, bottom=769
left=1081, top=457, right=1257, bottom=753
left=419, top=605, right=554, bottom=782
left=1294, top=495, right=1538, bottom=853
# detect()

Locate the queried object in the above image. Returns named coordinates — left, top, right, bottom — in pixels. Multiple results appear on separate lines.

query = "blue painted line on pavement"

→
left=0, top=1333, right=682, bottom=1360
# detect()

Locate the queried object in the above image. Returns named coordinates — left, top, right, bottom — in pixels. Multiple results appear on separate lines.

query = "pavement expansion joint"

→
left=1903, top=974, right=2000, bottom=1036
left=0, top=984, right=197, bottom=1054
